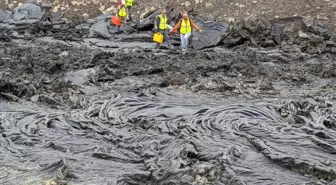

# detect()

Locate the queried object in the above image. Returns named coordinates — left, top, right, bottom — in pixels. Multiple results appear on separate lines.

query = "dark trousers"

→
left=116, top=17, right=126, bottom=32
left=156, top=29, right=171, bottom=47
left=127, top=6, right=132, bottom=21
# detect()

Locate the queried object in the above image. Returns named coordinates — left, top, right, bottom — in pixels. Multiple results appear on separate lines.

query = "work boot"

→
left=182, top=48, right=186, bottom=55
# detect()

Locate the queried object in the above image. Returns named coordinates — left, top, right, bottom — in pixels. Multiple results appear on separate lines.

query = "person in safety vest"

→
left=125, top=0, right=135, bottom=22
left=116, top=0, right=128, bottom=31
left=153, top=8, right=173, bottom=49
left=171, top=11, right=204, bottom=54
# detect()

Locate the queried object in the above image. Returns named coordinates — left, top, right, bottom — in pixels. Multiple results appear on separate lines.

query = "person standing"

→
left=171, top=11, right=204, bottom=54
left=125, top=0, right=135, bottom=22
left=116, top=0, right=128, bottom=31
left=154, top=8, right=173, bottom=49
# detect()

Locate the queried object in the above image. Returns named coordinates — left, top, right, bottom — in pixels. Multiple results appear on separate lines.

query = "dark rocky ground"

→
left=1, top=4, right=336, bottom=108
left=1, top=3, right=336, bottom=185
left=2, top=0, right=336, bottom=30
left=1, top=37, right=336, bottom=109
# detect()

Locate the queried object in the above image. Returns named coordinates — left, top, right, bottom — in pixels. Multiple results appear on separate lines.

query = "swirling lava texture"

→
left=0, top=94, right=336, bottom=185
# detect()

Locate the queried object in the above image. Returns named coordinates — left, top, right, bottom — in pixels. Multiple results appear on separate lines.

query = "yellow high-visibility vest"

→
left=118, top=6, right=127, bottom=17
left=180, top=18, right=192, bottom=34
left=125, top=0, right=134, bottom=7
left=158, top=15, right=167, bottom=30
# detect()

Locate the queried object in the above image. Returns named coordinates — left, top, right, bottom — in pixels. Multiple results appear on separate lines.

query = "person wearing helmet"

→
left=171, top=11, right=204, bottom=54
left=153, top=8, right=173, bottom=49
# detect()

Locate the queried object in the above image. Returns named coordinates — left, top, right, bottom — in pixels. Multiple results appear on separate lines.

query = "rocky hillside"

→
left=1, top=0, right=336, bottom=28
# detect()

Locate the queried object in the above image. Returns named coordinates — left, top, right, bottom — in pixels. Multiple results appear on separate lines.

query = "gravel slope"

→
left=1, top=0, right=335, bottom=29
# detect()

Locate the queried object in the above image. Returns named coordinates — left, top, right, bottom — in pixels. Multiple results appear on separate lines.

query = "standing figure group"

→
left=112, top=2, right=205, bottom=54
left=153, top=9, right=204, bottom=54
